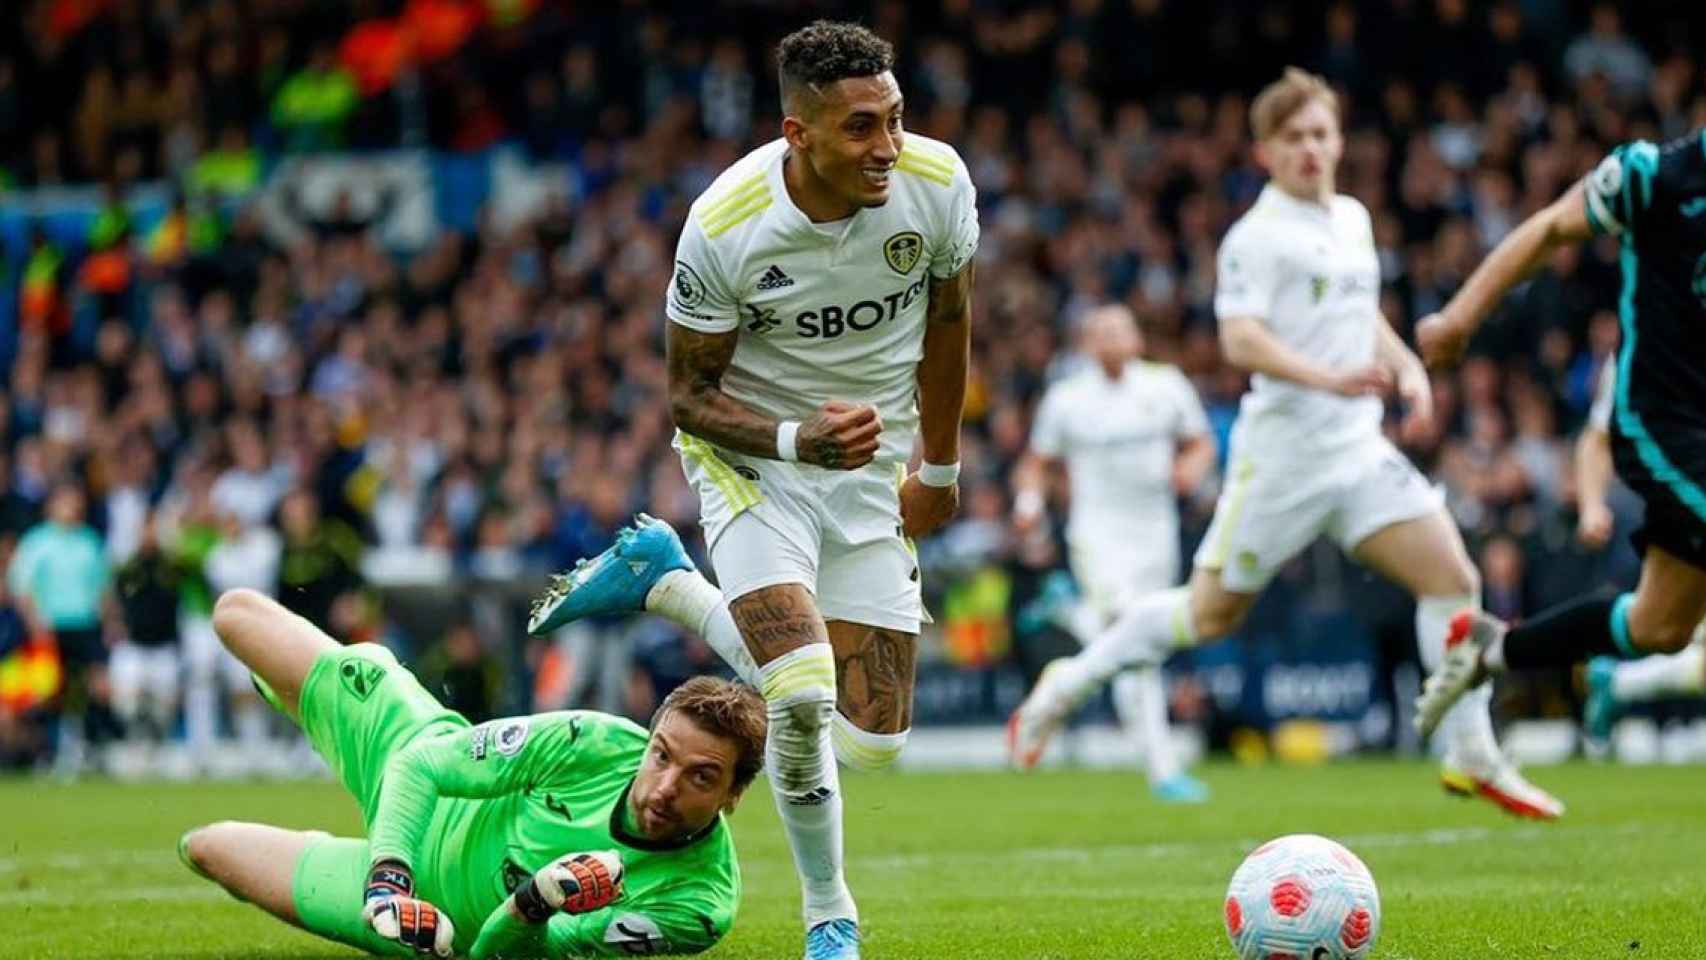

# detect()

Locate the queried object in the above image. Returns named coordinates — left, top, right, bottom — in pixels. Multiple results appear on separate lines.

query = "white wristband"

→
left=776, top=421, right=801, bottom=462
left=918, top=461, right=960, bottom=487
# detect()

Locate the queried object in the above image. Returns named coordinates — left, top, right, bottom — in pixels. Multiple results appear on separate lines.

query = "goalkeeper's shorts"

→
left=294, top=642, right=467, bottom=825
left=289, top=643, right=467, bottom=955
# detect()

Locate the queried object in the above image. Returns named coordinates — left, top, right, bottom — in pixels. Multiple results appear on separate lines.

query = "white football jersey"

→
left=666, top=135, right=979, bottom=463
left=1214, top=184, right=1384, bottom=453
left=1031, top=360, right=1210, bottom=550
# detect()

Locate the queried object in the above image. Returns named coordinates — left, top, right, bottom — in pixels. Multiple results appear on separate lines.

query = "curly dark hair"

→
left=651, top=676, right=767, bottom=793
left=777, top=20, right=895, bottom=115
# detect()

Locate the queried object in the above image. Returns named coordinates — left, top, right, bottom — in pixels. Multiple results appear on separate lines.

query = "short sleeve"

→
left=1029, top=384, right=1070, bottom=457
left=1214, top=224, right=1280, bottom=322
left=1167, top=368, right=1211, bottom=438
left=666, top=218, right=741, bottom=333
left=929, top=160, right=979, bottom=280
left=1584, top=137, right=1692, bottom=239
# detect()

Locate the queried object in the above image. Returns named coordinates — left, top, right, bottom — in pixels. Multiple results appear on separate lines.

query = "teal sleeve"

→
left=1584, top=138, right=1690, bottom=238
left=367, top=713, right=588, bottom=867
left=7, top=530, right=36, bottom=597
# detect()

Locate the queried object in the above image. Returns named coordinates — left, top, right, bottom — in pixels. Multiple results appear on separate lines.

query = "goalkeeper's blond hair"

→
left=1250, top=67, right=1339, bottom=141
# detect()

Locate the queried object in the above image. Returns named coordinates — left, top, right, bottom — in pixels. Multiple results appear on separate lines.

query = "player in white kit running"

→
left=1007, top=67, right=1563, bottom=819
left=1008, top=304, right=1215, bottom=802
left=528, top=21, right=977, bottom=960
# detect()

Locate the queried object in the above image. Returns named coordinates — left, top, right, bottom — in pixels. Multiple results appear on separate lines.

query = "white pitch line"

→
left=0, top=850, right=180, bottom=873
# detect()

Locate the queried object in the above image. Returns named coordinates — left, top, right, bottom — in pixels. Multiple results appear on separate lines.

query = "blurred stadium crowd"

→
left=2, top=0, right=1701, bottom=773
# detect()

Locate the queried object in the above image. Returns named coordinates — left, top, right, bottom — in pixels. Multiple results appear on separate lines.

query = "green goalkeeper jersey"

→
left=369, top=711, right=739, bottom=957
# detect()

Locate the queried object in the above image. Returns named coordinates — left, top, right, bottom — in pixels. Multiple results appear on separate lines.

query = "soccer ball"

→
left=1223, top=834, right=1380, bottom=960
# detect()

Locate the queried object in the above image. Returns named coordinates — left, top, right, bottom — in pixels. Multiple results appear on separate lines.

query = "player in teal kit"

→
left=178, top=587, right=764, bottom=957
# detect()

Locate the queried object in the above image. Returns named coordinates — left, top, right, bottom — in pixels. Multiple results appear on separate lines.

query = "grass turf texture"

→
left=1, top=761, right=1699, bottom=959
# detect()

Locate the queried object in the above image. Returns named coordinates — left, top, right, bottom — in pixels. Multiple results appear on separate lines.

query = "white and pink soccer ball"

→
left=1223, top=834, right=1381, bottom=960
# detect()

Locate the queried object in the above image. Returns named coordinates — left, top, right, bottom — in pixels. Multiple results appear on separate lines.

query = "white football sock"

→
left=1112, top=668, right=1179, bottom=784
left=1029, top=587, right=1194, bottom=721
left=759, top=644, right=855, bottom=928
left=647, top=569, right=760, bottom=686
left=1612, top=641, right=1706, bottom=702
left=1417, top=595, right=1500, bottom=766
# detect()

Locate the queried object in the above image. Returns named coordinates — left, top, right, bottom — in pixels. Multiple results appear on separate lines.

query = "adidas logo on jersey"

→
left=756, top=264, right=794, bottom=290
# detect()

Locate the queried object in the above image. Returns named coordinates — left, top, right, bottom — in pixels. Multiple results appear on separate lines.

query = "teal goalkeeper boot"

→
left=1583, top=656, right=1622, bottom=743
left=804, top=918, right=861, bottom=960
left=527, top=514, right=694, bottom=635
left=1151, top=773, right=1211, bottom=804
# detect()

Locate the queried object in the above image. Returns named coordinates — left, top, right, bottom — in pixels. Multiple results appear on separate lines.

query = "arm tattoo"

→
left=729, top=587, right=828, bottom=665
left=925, top=262, right=974, bottom=327
left=831, top=625, right=917, bottom=733
left=666, top=324, right=782, bottom=458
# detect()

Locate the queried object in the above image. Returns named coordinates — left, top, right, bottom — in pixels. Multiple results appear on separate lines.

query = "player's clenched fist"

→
left=797, top=401, right=882, bottom=470
left=362, top=860, right=456, bottom=956
left=514, top=851, right=626, bottom=922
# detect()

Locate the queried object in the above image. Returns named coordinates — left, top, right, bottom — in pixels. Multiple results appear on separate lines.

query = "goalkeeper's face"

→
left=629, top=713, right=745, bottom=841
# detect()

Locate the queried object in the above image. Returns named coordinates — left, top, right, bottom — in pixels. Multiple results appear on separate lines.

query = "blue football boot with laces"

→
left=527, top=514, right=693, bottom=635
left=803, top=918, right=861, bottom=960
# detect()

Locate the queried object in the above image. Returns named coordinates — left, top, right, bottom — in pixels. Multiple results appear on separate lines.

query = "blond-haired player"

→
left=1008, top=68, right=1562, bottom=819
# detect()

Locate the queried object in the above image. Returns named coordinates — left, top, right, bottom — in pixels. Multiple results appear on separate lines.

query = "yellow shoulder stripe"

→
left=894, top=158, right=953, bottom=187
left=698, top=172, right=768, bottom=227
left=899, top=143, right=955, bottom=171
left=703, top=196, right=772, bottom=238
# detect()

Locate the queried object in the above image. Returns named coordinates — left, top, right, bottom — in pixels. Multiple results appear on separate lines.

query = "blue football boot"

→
left=1150, top=773, right=1211, bottom=804
left=803, top=918, right=861, bottom=960
left=527, top=514, right=694, bottom=635
left=1583, top=656, right=1621, bottom=743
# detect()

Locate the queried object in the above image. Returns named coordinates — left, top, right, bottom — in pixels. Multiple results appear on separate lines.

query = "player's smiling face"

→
left=788, top=71, right=904, bottom=216
left=1258, top=97, right=1343, bottom=201
left=628, top=713, right=744, bottom=841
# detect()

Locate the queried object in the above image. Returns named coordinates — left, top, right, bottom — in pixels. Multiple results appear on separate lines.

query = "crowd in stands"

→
left=2, top=0, right=1699, bottom=771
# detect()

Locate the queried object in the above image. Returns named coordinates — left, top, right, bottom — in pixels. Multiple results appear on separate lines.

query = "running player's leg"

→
left=815, top=530, right=923, bottom=771
left=713, top=509, right=855, bottom=936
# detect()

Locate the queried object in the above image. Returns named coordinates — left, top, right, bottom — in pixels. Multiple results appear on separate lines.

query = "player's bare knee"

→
left=211, top=588, right=268, bottom=643
left=1191, top=595, right=1246, bottom=641
left=181, top=821, right=239, bottom=877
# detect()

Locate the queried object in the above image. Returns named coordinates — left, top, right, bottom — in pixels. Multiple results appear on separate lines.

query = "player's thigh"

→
left=1332, top=438, right=1459, bottom=585
left=208, top=588, right=338, bottom=718
left=297, top=642, right=466, bottom=824
left=712, top=510, right=828, bottom=667
left=1193, top=454, right=1330, bottom=596
left=816, top=535, right=922, bottom=732
left=182, top=822, right=318, bottom=927
left=1628, top=545, right=1706, bottom=652
left=1348, top=508, right=1477, bottom=598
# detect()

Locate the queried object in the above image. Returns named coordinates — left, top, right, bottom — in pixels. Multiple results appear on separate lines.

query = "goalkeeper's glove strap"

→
left=514, top=878, right=555, bottom=924
left=367, top=859, right=415, bottom=901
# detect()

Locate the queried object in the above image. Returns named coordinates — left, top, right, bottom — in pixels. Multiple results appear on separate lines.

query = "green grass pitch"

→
left=2, top=761, right=1701, bottom=958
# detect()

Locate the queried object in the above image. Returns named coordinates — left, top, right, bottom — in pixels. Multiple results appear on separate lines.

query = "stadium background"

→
left=2, top=0, right=1704, bottom=775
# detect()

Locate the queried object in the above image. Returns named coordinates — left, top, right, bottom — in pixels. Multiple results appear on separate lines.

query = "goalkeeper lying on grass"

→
left=180, top=588, right=761, bottom=957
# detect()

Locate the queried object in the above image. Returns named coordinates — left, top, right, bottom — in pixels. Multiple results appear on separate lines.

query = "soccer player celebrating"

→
left=1007, top=303, right=1216, bottom=802
left=178, top=588, right=760, bottom=957
left=1005, top=67, right=1562, bottom=819
left=1414, top=128, right=1706, bottom=742
left=1536, top=364, right=1705, bottom=741
left=529, top=20, right=977, bottom=960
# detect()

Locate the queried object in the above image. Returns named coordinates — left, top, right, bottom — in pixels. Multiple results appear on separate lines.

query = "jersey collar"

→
left=609, top=779, right=725, bottom=852
left=1259, top=183, right=1335, bottom=222
left=773, top=144, right=863, bottom=245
